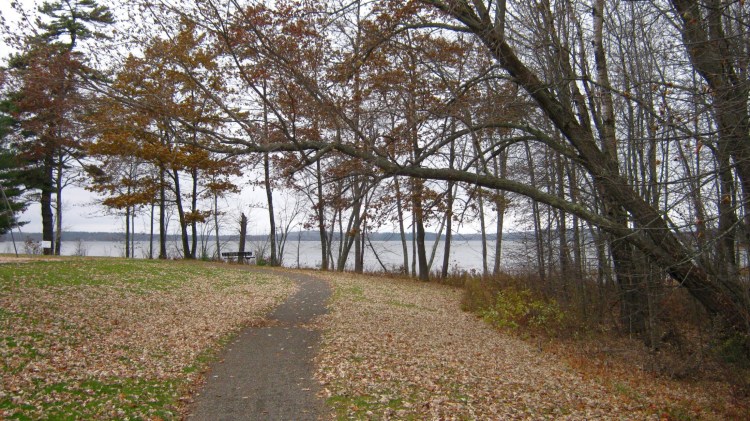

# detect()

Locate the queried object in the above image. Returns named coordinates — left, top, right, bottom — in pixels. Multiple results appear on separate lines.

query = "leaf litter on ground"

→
left=0, top=258, right=294, bottom=419
left=314, top=272, right=743, bottom=420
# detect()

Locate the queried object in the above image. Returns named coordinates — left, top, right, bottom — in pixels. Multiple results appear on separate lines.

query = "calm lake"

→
left=0, top=238, right=547, bottom=274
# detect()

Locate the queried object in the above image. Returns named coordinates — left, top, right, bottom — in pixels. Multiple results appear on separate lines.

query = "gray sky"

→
left=0, top=0, right=507, bottom=238
left=0, top=1, right=272, bottom=236
left=0, top=1, right=120, bottom=233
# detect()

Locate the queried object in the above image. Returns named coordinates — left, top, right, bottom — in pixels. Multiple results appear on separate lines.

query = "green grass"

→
left=0, top=258, right=274, bottom=292
left=0, top=258, right=183, bottom=289
left=0, top=378, right=180, bottom=420
left=0, top=257, right=288, bottom=420
left=327, top=393, right=412, bottom=420
left=335, top=284, right=366, bottom=301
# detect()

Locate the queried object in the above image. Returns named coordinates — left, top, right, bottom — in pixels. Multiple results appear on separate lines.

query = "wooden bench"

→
left=221, top=251, right=255, bottom=263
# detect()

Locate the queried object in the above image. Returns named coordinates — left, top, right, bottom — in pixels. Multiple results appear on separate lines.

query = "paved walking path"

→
left=188, top=269, right=331, bottom=421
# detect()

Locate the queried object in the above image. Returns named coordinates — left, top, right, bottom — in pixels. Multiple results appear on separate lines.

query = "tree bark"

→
left=316, top=160, right=328, bottom=270
left=125, top=205, right=131, bottom=258
left=412, top=177, right=429, bottom=281
left=239, top=212, right=247, bottom=264
left=493, top=151, right=508, bottom=275
left=442, top=181, right=455, bottom=278
left=190, top=168, right=199, bottom=259
left=149, top=202, right=154, bottom=259
left=214, top=192, right=221, bottom=259
left=54, top=158, right=63, bottom=256
left=264, top=154, right=277, bottom=266
left=172, top=169, right=192, bottom=259
left=158, top=166, right=167, bottom=259
left=395, top=177, right=410, bottom=274
left=41, top=152, right=54, bottom=256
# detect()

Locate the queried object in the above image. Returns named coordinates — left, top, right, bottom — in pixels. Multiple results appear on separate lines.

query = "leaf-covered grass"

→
left=0, top=258, right=259, bottom=291
left=316, top=272, right=745, bottom=419
left=0, top=257, right=294, bottom=420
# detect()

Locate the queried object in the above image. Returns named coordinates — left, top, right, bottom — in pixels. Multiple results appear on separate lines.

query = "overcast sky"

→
left=0, top=1, right=127, bottom=233
left=0, top=1, right=510, bottom=238
left=0, top=1, right=280, bottom=236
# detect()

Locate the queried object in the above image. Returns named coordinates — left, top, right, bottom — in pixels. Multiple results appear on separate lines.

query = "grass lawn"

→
left=0, top=257, right=293, bottom=420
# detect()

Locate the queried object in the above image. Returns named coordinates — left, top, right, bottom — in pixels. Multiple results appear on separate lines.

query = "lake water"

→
left=0, top=238, right=546, bottom=274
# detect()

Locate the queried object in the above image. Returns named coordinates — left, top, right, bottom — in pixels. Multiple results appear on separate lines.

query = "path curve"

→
left=188, top=268, right=331, bottom=421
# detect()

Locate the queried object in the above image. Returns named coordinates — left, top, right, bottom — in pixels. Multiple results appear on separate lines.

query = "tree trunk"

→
left=190, top=168, right=198, bottom=259
left=395, top=177, right=409, bottom=274
left=493, top=151, right=508, bottom=275
left=125, top=205, right=131, bottom=258
left=478, top=187, right=489, bottom=278
left=41, top=153, right=54, bottom=256
left=149, top=202, right=154, bottom=259
left=354, top=192, right=366, bottom=273
left=316, top=161, right=328, bottom=270
left=264, top=152, right=277, bottom=266
left=172, top=170, right=192, bottom=259
left=158, top=167, right=167, bottom=259
left=524, top=142, right=546, bottom=282
left=412, top=177, right=429, bottom=281
left=239, top=212, right=247, bottom=264
left=214, top=192, right=221, bottom=259
left=131, top=209, right=136, bottom=258
left=54, top=159, right=63, bottom=256
left=442, top=181, right=455, bottom=279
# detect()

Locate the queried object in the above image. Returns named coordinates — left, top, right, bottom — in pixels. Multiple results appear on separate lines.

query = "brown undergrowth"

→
left=457, top=272, right=750, bottom=418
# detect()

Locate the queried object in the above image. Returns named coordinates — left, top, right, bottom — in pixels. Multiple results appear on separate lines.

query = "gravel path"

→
left=188, top=269, right=331, bottom=421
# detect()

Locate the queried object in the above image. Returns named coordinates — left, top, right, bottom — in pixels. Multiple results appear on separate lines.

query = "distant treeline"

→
left=0, top=231, right=533, bottom=243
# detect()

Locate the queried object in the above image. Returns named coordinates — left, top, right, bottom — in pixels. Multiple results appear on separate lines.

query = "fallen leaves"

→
left=0, top=258, right=293, bottom=419
left=315, top=273, right=738, bottom=419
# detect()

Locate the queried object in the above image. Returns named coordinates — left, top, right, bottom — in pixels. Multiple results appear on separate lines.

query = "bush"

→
left=461, top=276, right=498, bottom=312
left=714, top=334, right=750, bottom=369
left=481, top=287, right=566, bottom=335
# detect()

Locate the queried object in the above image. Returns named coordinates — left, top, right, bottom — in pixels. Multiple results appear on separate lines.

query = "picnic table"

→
left=221, top=251, right=255, bottom=263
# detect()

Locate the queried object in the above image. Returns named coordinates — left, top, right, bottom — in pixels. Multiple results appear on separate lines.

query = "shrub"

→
left=481, top=287, right=566, bottom=335
left=461, top=277, right=497, bottom=312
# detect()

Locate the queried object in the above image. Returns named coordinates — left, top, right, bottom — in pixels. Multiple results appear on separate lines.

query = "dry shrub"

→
left=481, top=287, right=567, bottom=335
left=460, top=277, right=493, bottom=312
left=460, top=269, right=750, bottom=398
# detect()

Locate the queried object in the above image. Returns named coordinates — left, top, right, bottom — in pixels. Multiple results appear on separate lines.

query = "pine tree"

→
left=4, top=0, right=113, bottom=254
left=0, top=98, right=29, bottom=235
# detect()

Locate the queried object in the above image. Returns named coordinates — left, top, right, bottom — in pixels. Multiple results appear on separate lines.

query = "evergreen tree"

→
left=4, top=0, right=113, bottom=254
left=0, top=98, right=29, bottom=235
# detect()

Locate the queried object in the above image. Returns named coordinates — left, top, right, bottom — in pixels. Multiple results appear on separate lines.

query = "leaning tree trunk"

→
left=423, top=0, right=750, bottom=338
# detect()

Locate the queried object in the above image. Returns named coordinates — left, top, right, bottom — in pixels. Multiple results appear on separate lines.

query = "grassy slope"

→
left=0, top=257, right=293, bottom=420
